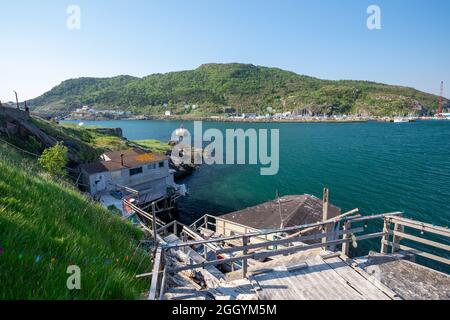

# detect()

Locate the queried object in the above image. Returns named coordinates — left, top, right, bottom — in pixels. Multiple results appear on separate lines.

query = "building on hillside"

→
left=215, top=194, right=341, bottom=242
left=79, top=148, right=186, bottom=205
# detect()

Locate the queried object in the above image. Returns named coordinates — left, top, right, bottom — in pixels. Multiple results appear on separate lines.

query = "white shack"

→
left=80, top=148, right=185, bottom=202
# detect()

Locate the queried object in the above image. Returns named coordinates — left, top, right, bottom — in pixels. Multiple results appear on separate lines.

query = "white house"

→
left=80, top=148, right=186, bottom=203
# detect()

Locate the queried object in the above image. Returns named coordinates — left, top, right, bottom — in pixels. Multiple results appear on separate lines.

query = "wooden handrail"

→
left=216, top=227, right=364, bottom=255
left=148, top=246, right=164, bottom=300
left=387, top=216, right=450, bottom=237
left=167, top=232, right=386, bottom=274
left=163, top=212, right=401, bottom=250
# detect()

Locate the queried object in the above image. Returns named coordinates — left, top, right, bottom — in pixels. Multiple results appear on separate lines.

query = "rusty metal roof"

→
left=80, top=148, right=167, bottom=174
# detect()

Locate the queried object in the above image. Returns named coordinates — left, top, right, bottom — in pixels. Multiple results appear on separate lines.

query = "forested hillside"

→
left=29, top=63, right=447, bottom=117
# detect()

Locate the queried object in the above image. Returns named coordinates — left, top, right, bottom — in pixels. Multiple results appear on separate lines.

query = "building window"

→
left=159, top=161, right=165, bottom=168
left=129, top=167, right=143, bottom=176
left=148, top=164, right=157, bottom=170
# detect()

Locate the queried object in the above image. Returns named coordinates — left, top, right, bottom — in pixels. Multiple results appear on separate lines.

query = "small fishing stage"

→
left=127, top=191, right=450, bottom=300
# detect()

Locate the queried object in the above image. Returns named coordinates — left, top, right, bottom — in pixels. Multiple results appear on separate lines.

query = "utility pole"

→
left=13, top=91, right=19, bottom=109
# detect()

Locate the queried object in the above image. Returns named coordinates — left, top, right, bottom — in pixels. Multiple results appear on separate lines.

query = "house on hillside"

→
left=215, top=194, right=341, bottom=242
left=79, top=148, right=186, bottom=204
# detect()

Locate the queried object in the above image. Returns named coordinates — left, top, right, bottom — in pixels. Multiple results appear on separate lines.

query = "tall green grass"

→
left=0, top=143, right=151, bottom=299
left=132, top=140, right=171, bottom=154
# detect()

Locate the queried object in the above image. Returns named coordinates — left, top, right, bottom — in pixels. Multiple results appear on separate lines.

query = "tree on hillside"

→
left=38, top=142, right=69, bottom=177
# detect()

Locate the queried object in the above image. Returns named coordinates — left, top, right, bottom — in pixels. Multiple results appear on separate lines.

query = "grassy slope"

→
left=132, top=140, right=171, bottom=154
left=0, top=143, right=151, bottom=299
left=29, top=118, right=130, bottom=162
left=29, top=63, right=448, bottom=116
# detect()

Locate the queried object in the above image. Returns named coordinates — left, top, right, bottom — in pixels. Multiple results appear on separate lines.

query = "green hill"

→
left=0, top=141, right=151, bottom=299
left=28, top=63, right=448, bottom=117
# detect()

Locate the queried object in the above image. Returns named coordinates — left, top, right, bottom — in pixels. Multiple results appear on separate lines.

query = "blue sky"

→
left=1, top=0, right=449, bottom=101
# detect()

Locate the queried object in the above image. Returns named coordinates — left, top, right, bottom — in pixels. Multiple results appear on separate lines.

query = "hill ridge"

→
left=28, top=63, right=448, bottom=117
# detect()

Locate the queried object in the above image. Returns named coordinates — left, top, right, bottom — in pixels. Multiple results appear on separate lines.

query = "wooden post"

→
left=181, top=232, right=187, bottom=254
left=322, top=188, right=330, bottom=246
left=380, top=217, right=390, bottom=254
left=204, top=245, right=208, bottom=261
left=173, top=221, right=178, bottom=236
left=13, top=91, right=19, bottom=110
left=391, top=223, right=404, bottom=253
left=152, top=202, right=158, bottom=253
left=204, top=215, right=208, bottom=230
left=341, top=221, right=351, bottom=256
left=242, top=235, right=249, bottom=279
left=158, top=250, right=167, bottom=300
left=24, top=101, right=30, bottom=117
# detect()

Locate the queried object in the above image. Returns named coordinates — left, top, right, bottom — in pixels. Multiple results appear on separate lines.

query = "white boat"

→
left=393, top=117, right=409, bottom=123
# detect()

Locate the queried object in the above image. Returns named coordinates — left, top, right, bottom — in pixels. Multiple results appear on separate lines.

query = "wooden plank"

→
left=148, top=246, right=163, bottom=300
left=162, top=215, right=389, bottom=250
left=390, top=230, right=450, bottom=251
left=323, top=256, right=391, bottom=300
left=216, top=227, right=363, bottom=255
left=285, top=255, right=366, bottom=300
left=389, top=217, right=450, bottom=238
left=242, top=236, right=249, bottom=279
left=380, top=218, right=390, bottom=254
left=158, top=266, right=167, bottom=300
left=168, top=236, right=371, bottom=274
left=285, top=209, right=360, bottom=239
left=383, top=241, right=450, bottom=265
left=165, top=234, right=226, bottom=282
left=341, top=221, right=351, bottom=256
left=348, top=212, right=402, bottom=223
left=339, top=255, right=402, bottom=300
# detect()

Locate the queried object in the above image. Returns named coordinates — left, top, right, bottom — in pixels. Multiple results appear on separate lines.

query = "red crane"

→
left=438, top=81, right=444, bottom=116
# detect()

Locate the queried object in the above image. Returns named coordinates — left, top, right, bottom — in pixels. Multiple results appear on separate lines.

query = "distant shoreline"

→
left=64, top=116, right=371, bottom=124
left=61, top=115, right=447, bottom=124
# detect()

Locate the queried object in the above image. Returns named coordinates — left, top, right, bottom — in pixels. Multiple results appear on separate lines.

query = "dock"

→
left=128, top=190, right=450, bottom=300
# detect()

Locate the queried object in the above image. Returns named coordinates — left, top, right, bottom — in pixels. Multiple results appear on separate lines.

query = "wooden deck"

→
left=137, top=201, right=449, bottom=300
left=236, top=251, right=395, bottom=300
left=360, top=253, right=450, bottom=300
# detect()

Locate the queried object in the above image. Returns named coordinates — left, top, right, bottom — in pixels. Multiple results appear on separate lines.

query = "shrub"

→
left=38, top=142, right=69, bottom=177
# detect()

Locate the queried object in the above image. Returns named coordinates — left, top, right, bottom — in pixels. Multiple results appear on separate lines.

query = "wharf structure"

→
left=129, top=189, right=450, bottom=300
left=80, top=148, right=187, bottom=216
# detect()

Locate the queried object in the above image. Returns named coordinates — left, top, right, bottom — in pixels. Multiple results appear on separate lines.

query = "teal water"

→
left=68, top=120, right=450, bottom=266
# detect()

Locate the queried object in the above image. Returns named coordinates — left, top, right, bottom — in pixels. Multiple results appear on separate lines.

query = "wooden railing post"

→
left=322, top=188, right=330, bottom=247
left=152, top=202, right=158, bottom=253
left=204, top=215, right=208, bottom=230
left=341, top=221, right=351, bottom=256
left=242, top=235, right=249, bottom=279
left=380, top=217, right=390, bottom=254
left=391, top=223, right=404, bottom=253
left=204, top=245, right=208, bottom=261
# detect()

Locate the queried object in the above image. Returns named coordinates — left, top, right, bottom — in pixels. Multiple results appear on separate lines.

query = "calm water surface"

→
left=68, top=119, right=450, bottom=262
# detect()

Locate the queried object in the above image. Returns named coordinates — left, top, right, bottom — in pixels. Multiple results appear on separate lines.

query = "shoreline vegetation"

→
left=28, top=63, right=449, bottom=118
left=61, top=114, right=448, bottom=123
